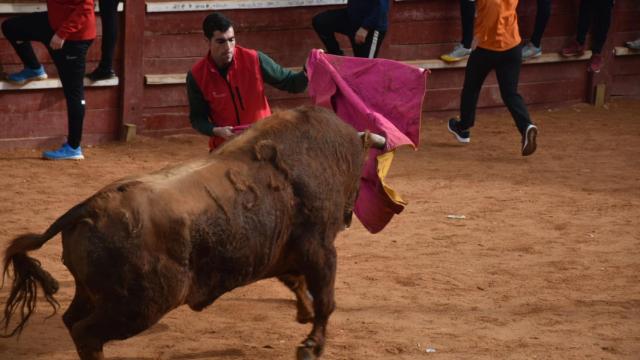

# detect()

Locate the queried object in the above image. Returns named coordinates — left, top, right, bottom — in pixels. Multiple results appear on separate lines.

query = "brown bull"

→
left=2, top=106, right=384, bottom=360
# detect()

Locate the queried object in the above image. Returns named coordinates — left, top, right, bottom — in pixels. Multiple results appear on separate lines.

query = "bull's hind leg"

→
left=278, top=274, right=314, bottom=324
left=296, top=243, right=337, bottom=360
left=68, top=301, right=167, bottom=360
left=62, top=284, right=93, bottom=334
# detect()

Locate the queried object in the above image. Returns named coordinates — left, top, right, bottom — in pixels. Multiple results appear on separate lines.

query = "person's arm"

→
left=258, top=52, right=308, bottom=93
left=186, top=71, right=215, bottom=137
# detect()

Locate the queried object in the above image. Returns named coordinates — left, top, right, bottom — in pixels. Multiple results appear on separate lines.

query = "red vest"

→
left=191, top=46, right=271, bottom=149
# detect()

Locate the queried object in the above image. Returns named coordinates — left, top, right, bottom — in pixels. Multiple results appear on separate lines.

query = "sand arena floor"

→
left=0, top=100, right=639, bottom=359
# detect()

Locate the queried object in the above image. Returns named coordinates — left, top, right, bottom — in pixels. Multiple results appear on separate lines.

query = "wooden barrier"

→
left=0, top=77, right=118, bottom=91
left=0, top=0, right=639, bottom=149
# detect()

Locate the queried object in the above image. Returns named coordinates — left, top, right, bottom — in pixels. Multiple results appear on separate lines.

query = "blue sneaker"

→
left=42, top=143, right=84, bottom=160
left=7, top=65, right=48, bottom=84
left=447, top=118, right=470, bottom=143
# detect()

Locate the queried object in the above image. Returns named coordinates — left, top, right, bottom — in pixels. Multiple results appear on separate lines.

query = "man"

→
left=560, top=0, right=615, bottom=73
left=2, top=0, right=96, bottom=160
left=312, top=0, right=389, bottom=58
left=521, top=0, right=552, bottom=61
left=86, top=0, right=119, bottom=80
left=441, top=0, right=476, bottom=63
left=187, top=12, right=308, bottom=150
left=447, top=0, right=538, bottom=157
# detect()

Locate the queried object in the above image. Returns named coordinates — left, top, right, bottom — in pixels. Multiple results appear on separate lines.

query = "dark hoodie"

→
left=347, top=0, right=389, bottom=32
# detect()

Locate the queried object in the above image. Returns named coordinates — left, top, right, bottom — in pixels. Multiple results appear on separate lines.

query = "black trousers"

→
left=312, top=8, right=386, bottom=58
left=460, top=0, right=476, bottom=49
left=97, top=0, right=119, bottom=70
left=576, top=0, right=615, bottom=54
left=459, top=46, right=532, bottom=136
left=530, top=0, right=552, bottom=48
left=2, top=12, right=92, bottom=149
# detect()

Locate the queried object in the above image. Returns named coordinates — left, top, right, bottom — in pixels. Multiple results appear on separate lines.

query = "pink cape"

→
left=306, top=50, right=428, bottom=233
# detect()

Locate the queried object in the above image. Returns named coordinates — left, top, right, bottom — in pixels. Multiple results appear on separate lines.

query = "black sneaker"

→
left=522, top=124, right=538, bottom=156
left=86, top=67, right=116, bottom=81
left=447, top=118, right=470, bottom=143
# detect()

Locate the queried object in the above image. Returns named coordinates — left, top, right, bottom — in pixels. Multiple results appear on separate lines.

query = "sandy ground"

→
left=0, top=100, right=639, bottom=360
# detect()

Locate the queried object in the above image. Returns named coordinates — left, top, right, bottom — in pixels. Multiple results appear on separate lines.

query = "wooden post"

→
left=119, top=0, right=145, bottom=141
left=594, top=83, right=606, bottom=107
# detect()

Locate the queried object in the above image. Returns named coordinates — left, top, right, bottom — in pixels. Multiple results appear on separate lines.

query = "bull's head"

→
left=340, top=131, right=387, bottom=228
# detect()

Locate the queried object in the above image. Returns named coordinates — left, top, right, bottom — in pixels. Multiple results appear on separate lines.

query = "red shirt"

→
left=47, top=0, right=96, bottom=41
left=191, top=46, right=272, bottom=150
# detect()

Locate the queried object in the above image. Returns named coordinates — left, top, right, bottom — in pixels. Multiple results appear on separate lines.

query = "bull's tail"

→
left=1, top=202, right=87, bottom=337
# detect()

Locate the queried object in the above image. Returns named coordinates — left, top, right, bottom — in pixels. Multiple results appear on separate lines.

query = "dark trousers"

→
left=576, top=0, right=615, bottom=54
left=530, top=0, right=552, bottom=48
left=459, top=46, right=532, bottom=136
left=97, top=0, right=119, bottom=70
left=312, top=8, right=386, bottom=58
left=460, top=0, right=476, bottom=49
left=2, top=12, right=92, bottom=149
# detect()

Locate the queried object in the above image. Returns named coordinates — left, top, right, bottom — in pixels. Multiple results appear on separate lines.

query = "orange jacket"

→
left=475, top=0, right=521, bottom=51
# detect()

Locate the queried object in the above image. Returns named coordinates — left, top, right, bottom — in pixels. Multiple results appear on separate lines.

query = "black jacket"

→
left=347, top=0, right=389, bottom=32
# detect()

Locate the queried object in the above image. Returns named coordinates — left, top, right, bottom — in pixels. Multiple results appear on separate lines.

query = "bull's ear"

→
left=358, top=131, right=386, bottom=150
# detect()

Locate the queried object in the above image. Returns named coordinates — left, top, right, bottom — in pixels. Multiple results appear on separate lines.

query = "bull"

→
left=1, top=106, right=385, bottom=360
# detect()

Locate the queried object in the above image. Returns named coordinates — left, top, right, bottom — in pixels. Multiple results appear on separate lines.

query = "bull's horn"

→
left=358, top=131, right=386, bottom=149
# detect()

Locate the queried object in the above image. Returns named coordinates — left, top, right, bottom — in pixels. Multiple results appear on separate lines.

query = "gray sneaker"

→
left=522, top=42, right=542, bottom=60
left=441, top=43, right=472, bottom=63
left=626, top=38, right=640, bottom=50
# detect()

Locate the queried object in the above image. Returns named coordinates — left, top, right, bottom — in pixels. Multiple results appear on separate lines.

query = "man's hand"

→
left=213, top=126, right=234, bottom=139
left=49, top=34, right=65, bottom=50
left=355, top=27, right=369, bottom=45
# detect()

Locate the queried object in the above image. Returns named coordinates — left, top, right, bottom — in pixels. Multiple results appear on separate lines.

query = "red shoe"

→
left=561, top=41, right=585, bottom=57
left=588, top=54, right=603, bottom=73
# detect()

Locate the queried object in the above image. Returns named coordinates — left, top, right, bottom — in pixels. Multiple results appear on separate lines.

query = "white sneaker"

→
left=626, top=38, right=640, bottom=50
left=441, top=43, right=472, bottom=63
left=522, top=124, right=538, bottom=156
left=522, top=42, right=542, bottom=61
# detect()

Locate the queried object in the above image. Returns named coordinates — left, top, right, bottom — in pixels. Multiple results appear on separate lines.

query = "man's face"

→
left=209, top=27, right=236, bottom=69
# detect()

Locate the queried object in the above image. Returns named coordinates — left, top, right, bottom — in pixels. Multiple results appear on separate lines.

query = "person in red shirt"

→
left=2, top=0, right=96, bottom=160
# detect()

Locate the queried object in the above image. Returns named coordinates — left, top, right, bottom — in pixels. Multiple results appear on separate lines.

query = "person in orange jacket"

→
left=447, top=0, right=538, bottom=156
left=2, top=0, right=96, bottom=160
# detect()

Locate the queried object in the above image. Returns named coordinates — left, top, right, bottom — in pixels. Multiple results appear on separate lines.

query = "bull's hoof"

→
left=296, top=339, right=319, bottom=360
left=296, top=346, right=316, bottom=360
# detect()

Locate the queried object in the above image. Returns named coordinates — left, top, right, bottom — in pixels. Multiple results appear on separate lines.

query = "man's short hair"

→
left=203, top=12, right=233, bottom=39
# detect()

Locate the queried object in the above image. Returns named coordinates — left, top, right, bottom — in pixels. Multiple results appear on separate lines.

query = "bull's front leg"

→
left=278, top=274, right=314, bottom=324
left=296, top=243, right=337, bottom=360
